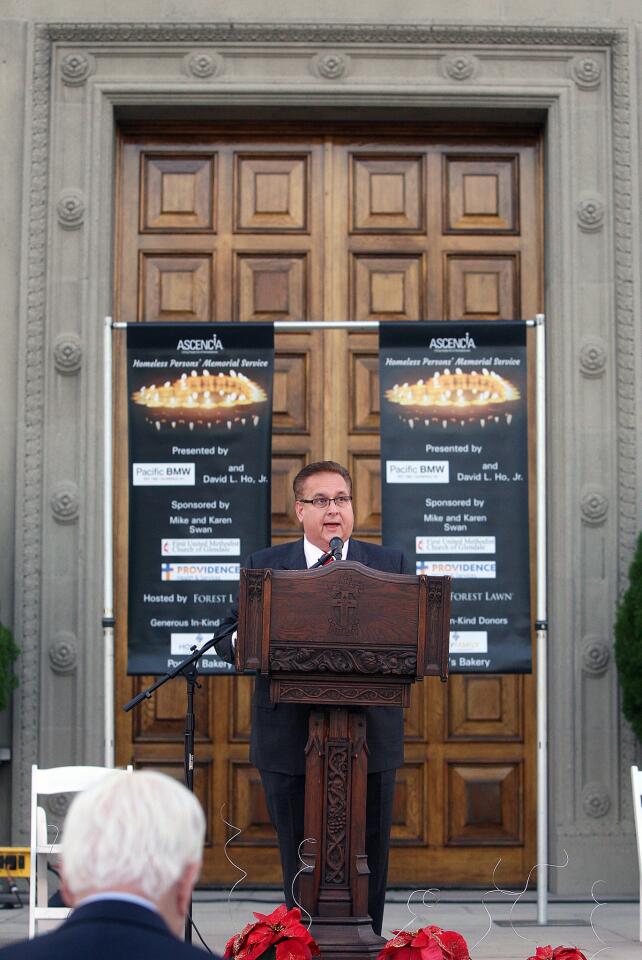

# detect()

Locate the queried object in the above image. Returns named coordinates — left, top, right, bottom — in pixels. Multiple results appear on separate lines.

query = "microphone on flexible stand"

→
left=329, top=536, right=344, bottom=560
left=310, top=536, right=344, bottom=568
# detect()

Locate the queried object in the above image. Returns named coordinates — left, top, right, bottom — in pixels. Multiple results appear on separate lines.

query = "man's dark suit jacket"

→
left=217, top=538, right=411, bottom=776
left=0, top=900, right=215, bottom=960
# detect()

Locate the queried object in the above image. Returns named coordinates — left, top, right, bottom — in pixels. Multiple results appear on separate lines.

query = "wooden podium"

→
left=236, top=561, right=451, bottom=960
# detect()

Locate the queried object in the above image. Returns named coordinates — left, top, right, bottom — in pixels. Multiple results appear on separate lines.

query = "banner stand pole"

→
left=535, top=313, right=548, bottom=924
left=103, top=317, right=115, bottom=767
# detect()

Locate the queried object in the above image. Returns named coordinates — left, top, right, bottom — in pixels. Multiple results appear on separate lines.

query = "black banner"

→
left=379, top=322, right=531, bottom=673
left=126, top=323, right=273, bottom=675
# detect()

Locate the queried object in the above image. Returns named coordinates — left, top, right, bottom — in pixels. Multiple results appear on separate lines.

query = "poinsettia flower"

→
left=254, top=904, right=291, bottom=926
left=225, top=904, right=320, bottom=960
left=378, top=925, right=470, bottom=960
left=526, top=949, right=587, bottom=960
left=381, top=930, right=413, bottom=954
left=437, top=929, right=470, bottom=960
left=275, top=939, right=315, bottom=960
left=408, top=927, right=446, bottom=960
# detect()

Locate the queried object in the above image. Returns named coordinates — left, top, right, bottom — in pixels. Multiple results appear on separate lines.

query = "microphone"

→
left=311, top=536, right=344, bottom=568
left=329, top=536, right=344, bottom=560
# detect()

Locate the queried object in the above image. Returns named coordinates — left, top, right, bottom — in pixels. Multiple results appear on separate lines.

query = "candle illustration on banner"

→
left=385, top=367, right=520, bottom=428
left=132, top=368, right=268, bottom=430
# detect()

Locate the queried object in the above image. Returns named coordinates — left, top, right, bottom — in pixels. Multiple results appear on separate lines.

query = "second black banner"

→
left=379, top=321, right=532, bottom=674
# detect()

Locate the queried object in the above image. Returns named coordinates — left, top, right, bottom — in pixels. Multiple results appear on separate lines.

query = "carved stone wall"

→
left=5, top=16, right=642, bottom=893
left=0, top=17, right=27, bottom=838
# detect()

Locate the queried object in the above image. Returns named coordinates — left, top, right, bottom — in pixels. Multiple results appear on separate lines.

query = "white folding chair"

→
left=29, top=764, right=133, bottom=938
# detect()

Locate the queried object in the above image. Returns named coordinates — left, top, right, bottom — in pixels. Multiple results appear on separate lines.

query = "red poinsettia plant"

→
left=526, top=949, right=587, bottom=960
left=378, top=924, right=470, bottom=960
left=224, top=904, right=320, bottom=960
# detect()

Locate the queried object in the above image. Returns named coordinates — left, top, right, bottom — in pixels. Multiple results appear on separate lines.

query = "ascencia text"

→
left=429, top=333, right=476, bottom=351
left=177, top=336, right=223, bottom=352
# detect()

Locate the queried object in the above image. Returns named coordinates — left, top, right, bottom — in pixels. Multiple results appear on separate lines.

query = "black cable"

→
left=189, top=913, right=213, bottom=954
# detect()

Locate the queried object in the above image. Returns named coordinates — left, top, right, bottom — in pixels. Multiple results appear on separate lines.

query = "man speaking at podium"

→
left=216, top=461, right=410, bottom=935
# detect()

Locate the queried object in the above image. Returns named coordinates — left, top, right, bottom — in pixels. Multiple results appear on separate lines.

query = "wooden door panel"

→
left=349, top=452, right=381, bottom=535
left=270, top=451, right=309, bottom=536
left=445, top=253, right=520, bottom=320
left=141, top=152, right=217, bottom=233
left=273, top=352, right=310, bottom=433
left=115, top=128, right=542, bottom=888
left=235, top=253, right=308, bottom=321
left=392, top=763, right=427, bottom=844
left=349, top=350, right=380, bottom=433
left=132, top=677, right=211, bottom=742
left=235, top=153, right=310, bottom=232
left=229, top=676, right=253, bottom=742
left=446, top=760, right=523, bottom=845
left=447, top=675, right=523, bottom=741
left=352, top=253, right=425, bottom=320
left=402, top=684, right=427, bottom=742
left=140, top=252, right=214, bottom=321
left=444, top=154, right=519, bottom=234
left=228, top=760, right=274, bottom=844
left=351, top=154, right=426, bottom=233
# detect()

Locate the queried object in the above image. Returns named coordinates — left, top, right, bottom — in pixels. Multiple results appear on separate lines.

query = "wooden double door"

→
left=114, top=123, right=542, bottom=887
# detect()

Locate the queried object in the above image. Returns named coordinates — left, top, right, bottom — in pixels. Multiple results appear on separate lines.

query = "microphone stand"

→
left=310, top=537, right=344, bottom=568
left=123, top=621, right=237, bottom=943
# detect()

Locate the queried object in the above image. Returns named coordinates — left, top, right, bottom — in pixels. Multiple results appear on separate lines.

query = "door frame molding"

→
left=13, top=21, right=639, bottom=892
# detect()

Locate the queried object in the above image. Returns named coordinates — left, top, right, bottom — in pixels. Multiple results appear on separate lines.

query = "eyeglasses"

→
left=297, top=495, right=353, bottom=509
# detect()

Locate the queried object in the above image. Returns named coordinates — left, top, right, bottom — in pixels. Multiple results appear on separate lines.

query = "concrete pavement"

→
left=0, top=889, right=638, bottom=958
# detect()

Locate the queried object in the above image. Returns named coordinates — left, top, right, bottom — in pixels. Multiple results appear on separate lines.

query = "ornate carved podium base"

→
left=307, top=917, right=385, bottom=960
left=298, top=707, right=384, bottom=960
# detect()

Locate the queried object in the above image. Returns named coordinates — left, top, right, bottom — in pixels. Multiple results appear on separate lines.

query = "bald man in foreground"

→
left=0, top=770, right=217, bottom=959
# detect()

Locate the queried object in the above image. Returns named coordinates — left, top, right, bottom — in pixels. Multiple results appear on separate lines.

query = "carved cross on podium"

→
left=331, top=589, right=359, bottom=629
left=236, top=561, right=451, bottom=960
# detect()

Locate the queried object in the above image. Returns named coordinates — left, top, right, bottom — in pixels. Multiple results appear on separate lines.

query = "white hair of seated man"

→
left=60, top=770, right=205, bottom=937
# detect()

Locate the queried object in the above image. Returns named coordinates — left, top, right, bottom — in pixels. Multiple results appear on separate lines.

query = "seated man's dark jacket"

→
left=216, top=538, right=411, bottom=775
left=0, top=900, right=217, bottom=960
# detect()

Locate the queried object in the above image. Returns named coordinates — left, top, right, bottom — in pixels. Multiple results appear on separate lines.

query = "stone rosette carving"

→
left=579, top=338, right=607, bottom=378
left=184, top=51, right=223, bottom=79
left=49, top=632, right=78, bottom=674
left=571, top=55, right=602, bottom=89
left=582, top=782, right=611, bottom=818
left=60, top=52, right=95, bottom=86
left=580, top=486, right=608, bottom=525
left=56, top=189, right=85, bottom=229
left=442, top=53, right=479, bottom=81
left=311, top=51, right=350, bottom=80
left=581, top=637, right=610, bottom=675
left=576, top=195, right=605, bottom=232
left=53, top=333, right=82, bottom=374
left=50, top=481, right=80, bottom=524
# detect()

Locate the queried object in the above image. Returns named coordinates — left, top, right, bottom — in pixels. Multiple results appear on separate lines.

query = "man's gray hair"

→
left=61, top=770, right=205, bottom=900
